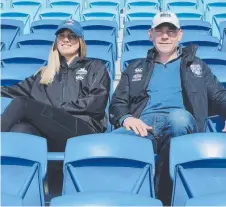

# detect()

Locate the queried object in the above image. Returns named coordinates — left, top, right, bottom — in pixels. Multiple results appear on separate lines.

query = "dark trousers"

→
left=1, top=96, right=97, bottom=197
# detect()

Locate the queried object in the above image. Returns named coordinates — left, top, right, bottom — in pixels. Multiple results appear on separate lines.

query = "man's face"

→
left=148, top=23, right=183, bottom=55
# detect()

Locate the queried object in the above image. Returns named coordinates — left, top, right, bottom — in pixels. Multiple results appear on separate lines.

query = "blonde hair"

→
left=39, top=38, right=86, bottom=85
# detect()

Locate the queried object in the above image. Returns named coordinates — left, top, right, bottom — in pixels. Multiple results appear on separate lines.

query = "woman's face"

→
left=56, top=29, right=80, bottom=58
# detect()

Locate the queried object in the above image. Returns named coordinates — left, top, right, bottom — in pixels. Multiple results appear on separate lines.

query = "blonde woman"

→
left=1, top=19, right=110, bottom=151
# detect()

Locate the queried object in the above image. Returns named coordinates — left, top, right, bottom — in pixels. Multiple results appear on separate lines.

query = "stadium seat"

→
left=1, top=19, right=24, bottom=50
left=84, top=30, right=117, bottom=60
left=170, top=8, right=203, bottom=20
left=1, top=48, right=48, bottom=86
left=164, top=0, right=198, bottom=11
left=1, top=193, right=23, bottom=206
left=181, top=35, right=220, bottom=52
left=123, top=20, right=152, bottom=36
left=87, top=47, right=115, bottom=79
left=197, top=51, right=226, bottom=84
left=185, top=191, right=226, bottom=206
left=82, top=8, right=120, bottom=29
left=1, top=97, right=13, bottom=113
left=12, top=33, right=55, bottom=50
left=121, top=49, right=147, bottom=71
left=62, top=134, right=156, bottom=197
left=11, top=0, right=42, bottom=17
left=50, top=191, right=162, bottom=206
left=0, top=9, right=34, bottom=34
left=30, top=19, right=62, bottom=34
left=126, top=0, right=160, bottom=10
left=205, top=115, right=226, bottom=133
left=87, top=0, right=120, bottom=11
left=220, top=21, right=226, bottom=52
left=37, top=8, right=76, bottom=21
left=122, top=32, right=152, bottom=53
left=1, top=132, right=47, bottom=206
left=180, top=20, right=212, bottom=36
left=211, top=11, right=226, bottom=40
left=124, top=7, right=158, bottom=22
left=170, top=133, right=226, bottom=206
left=49, top=0, right=81, bottom=20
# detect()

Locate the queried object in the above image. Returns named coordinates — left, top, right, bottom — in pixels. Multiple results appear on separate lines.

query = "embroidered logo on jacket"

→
left=190, top=64, right=203, bottom=77
left=75, top=68, right=87, bottom=81
left=132, top=74, right=142, bottom=82
left=135, top=68, right=143, bottom=73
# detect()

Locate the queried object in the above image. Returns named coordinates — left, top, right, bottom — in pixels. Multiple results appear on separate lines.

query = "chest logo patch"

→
left=190, top=64, right=202, bottom=77
left=132, top=74, right=142, bottom=82
left=75, top=68, right=87, bottom=81
left=135, top=68, right=143, bottom=73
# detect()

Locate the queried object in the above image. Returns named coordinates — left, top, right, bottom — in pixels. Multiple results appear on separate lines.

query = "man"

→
left=109, top=11, right=226, bottom=205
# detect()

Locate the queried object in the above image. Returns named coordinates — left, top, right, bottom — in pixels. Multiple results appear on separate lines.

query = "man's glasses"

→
left=57, top=33, right=79, bottom=42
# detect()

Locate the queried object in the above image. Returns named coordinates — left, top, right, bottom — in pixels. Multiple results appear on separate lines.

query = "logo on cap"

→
left=65, top=19, right=75, bottom=25
left=160, top=12, right=171, bottom=18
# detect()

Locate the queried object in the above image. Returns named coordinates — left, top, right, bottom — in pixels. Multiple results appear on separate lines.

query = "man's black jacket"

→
left=109, top=45, right=226, bottom=132
left=2, top=57, right=110, bottom=133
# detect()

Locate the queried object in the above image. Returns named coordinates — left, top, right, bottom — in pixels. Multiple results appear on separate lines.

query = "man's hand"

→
left=123, top=117, right=152, bottom=137
left=222, top=122, right=226, bottom=132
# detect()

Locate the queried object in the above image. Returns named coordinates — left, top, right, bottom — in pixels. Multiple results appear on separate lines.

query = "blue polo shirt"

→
left=141, top=54, right=184, bottom=116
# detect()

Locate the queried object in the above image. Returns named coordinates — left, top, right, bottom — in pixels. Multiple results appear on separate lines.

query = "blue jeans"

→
left=112, top=109, right=198, bottom=205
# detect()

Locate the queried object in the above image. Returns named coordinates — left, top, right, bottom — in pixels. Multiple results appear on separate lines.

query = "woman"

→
left=1, top=19, right=110, bottom=195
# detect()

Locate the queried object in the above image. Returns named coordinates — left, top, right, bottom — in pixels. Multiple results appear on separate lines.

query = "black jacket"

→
left=109, top=45, right=226, bottom=132
left=2, top=57, right=110, bottom=132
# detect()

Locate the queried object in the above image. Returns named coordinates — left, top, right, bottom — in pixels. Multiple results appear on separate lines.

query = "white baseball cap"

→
left=152, top=11, right=180, bottom=29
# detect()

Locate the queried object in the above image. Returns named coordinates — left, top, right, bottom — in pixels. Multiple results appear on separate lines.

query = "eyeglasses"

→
left=57, top=33, right=79, bottom=42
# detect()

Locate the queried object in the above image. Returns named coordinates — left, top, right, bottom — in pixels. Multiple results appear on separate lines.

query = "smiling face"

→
left=148, top=23, right=183, bottom=56
left=56, top=29, right=80, bottom=59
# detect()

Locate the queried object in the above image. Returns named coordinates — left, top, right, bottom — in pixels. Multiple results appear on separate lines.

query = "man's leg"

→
left=156, top=109, right=198, bottom=205
left=10, top=122, right=42, bottom=136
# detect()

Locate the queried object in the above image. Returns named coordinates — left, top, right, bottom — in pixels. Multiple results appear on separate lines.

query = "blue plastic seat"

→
left=30, top=19, right=62, bottom=34
left=50, top=191, right=162, bottom=206
left=197, top=51, right=226, bottom=84
left=211, top=10, right=226, bottom=40
left=1, top=48, right=48, bottom=86
left=13, top=33, right=55, bottom=50
left=126, top=0, right=160, bottom=10
left=37, top=8, right=76, bottom=21
left=123, top=20, right=152, bottom=36
left=181, top=35, right=220, bottom=52
left=1, top=193, right=23, bottom=206
left=1, top=132, right=47, bottom=206
left=62, top=134, right=156, bottom=197
left=125, top=8, right=158, bottom=22
left=122, top=32, right=152, bottom=53
left=185, top=191, right=226, bottom=206
left=1, top=19, right=24, bottom=50
left=220, top=21, right=226, bottom=52
left=87, top=0, right=120, bottom=11
left=205, top=115, right=226, bottom=133
left=164, top=0, right=198, bottom=11
left=49, top=0, right=81, bottom=21
left=121, top=50, right=147, bottom=71
left=170, top=133, right=226, bottom=206
left=170, top=8, right=203, bottom=20
left=1, top=97, right=13, bottom=113
left=180, top=20, right=212, bottom=36
left=0, top=9, right=34, bottom=34
left=11, top=0, right=42, bottom=18
left=87, top=47, right=115, bottom=79
left=82, top=8, right=120, bottom=29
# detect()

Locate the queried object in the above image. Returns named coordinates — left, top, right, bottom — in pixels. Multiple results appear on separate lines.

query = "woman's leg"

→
left=10, top=122, right=42, bottom=136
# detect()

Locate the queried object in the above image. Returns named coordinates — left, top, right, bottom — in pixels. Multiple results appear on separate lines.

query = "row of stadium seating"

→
left=2, top=132, right=226, bottom=206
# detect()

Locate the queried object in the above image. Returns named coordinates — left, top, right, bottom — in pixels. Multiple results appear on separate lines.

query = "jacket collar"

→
left=146, top=44, right=198, bottom=64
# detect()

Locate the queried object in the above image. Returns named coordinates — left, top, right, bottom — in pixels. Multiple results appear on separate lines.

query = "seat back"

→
left=1, top=132, right=47, bottom=206
left=123, top=20, right=152, bottom=36
left=125, top=8, right=157, bottom=22
left=38, top=8, right=74, bottom=20
left=50, top=192, right=162, bottom=206
left=62, top=134, right=155, bottom=197
left=172, top=8, right=203, bottom=20
left=1, top=19, right=24, bottom=50
left=180, top=20, right=211, bottom=35
left=164, top=0, right=198, bottom=11
left=87, top=0, right=120, bottom=10
left=126, top=0, right=160, bottom=10
left=205, top=116, right=226, bottom=133
left=170, top=133, right=226, bottom=206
